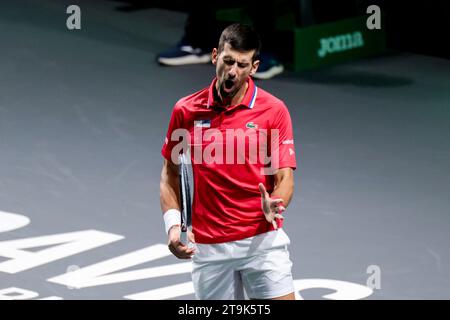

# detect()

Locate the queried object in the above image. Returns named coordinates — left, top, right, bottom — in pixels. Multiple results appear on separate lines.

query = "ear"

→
left=250, top=60, right=260, bottom=76
left=211, top=48, right=218, bottom=65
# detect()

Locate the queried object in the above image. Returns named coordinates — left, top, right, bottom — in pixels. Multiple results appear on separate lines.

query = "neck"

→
left=216, top=81, right=248, bottom=107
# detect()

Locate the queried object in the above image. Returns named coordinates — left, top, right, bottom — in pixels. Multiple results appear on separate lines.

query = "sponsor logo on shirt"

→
left=246, top=122, right=258, bottom=129
left=282, top=139, right=294, bottom=145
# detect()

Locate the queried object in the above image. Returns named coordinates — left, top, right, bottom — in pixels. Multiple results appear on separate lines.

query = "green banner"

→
left=293, top=16, right=386, bottom=71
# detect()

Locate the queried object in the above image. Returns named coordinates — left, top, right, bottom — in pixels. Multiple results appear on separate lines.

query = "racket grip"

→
left=180, top=230, right=188, bottom=245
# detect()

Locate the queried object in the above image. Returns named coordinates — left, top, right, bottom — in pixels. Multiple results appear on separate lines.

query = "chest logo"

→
left=246, top=122, right=258, bottom=129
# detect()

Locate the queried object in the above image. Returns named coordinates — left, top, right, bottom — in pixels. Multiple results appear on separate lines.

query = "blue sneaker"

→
left=253, top=54, right=284, bottom=80
left=157, top=41, right=211, bottom=66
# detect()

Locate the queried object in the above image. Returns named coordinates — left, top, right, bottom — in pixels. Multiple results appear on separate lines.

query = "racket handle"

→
left=180, top=230, right=188, bottom=245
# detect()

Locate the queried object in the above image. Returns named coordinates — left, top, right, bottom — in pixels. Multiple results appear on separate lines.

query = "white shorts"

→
left=191, top=230, right=294, bottom=300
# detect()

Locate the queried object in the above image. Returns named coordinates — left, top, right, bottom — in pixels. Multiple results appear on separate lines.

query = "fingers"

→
left=258, top=183, right=286, bottom=230
left=258, top=183, right=268, bottom=199
left=168, top=227, right=195, bottom=259
left=269, top=201, right=285, bottom=219
left=276, top=205, right=286, bottom=213
left=270, top=199, right=284, bottom=209
left=271, top=212, right=285, bottom=230
left=274, top=213, right=284, bottom=220
left=168, top=241, right=195, bottom=259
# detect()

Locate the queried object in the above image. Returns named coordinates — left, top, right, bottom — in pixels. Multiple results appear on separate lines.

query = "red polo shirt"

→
left=161, top=77, right=297, bottom=244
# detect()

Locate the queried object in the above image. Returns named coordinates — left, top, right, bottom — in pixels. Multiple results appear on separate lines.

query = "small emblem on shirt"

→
left=289, top=148, right=295, bottom=156
left=246, top=122, right=258, bottom=129
left=194, top=120, right=211, bottom=128
left=282, top=139, right=294, bottom=145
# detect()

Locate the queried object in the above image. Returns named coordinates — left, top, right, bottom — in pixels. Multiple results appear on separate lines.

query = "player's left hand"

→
left=258, top=183, right=285, bottom=229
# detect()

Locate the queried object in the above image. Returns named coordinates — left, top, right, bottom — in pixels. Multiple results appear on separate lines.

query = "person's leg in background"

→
left=157, top=0, right=293, bottom=78
left=157, top=1, right=218, bottom=66
left=247, top=0, right=291, bottom=80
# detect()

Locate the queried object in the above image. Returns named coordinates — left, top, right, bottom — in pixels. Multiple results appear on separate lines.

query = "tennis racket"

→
left=178, top=153, right=193, bottom=245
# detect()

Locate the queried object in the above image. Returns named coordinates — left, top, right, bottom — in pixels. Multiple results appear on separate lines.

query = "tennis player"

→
left=160, top=23, right=297, bottom=300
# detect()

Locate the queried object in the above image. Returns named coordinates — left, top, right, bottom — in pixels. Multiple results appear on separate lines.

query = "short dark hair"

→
left=217, top=23, right=261, bottom=61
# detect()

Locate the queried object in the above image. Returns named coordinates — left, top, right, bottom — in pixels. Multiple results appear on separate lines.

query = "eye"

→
left=238, top=63, right=248, bottom=68
left=224, top=59, right=234, bottom=66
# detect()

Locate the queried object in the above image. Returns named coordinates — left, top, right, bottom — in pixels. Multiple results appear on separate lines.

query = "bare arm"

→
left=160, top=158, right=195, bottom=259
left=160, top=158, right=180, bottom=213
left=270, top=167, right=295, bottom=209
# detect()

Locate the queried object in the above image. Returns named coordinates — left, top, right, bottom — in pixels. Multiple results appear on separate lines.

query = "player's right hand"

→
left=167, top=225, right=196, bottom=259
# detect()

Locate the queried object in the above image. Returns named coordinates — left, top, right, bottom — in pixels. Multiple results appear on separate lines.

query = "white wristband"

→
left=163, top=209, right=181, bottom=235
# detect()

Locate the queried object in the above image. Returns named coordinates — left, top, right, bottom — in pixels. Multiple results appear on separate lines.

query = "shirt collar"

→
left=207, top=77, right=258, bottom=109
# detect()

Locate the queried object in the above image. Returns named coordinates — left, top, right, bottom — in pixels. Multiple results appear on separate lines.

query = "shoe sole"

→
left=158, top=54, right=211, bottom=66
left=252, top=65, right=284, bottom=80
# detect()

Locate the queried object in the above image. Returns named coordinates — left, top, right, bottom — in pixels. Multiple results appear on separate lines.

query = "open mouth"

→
left=224, top=79, right=234, bottom=91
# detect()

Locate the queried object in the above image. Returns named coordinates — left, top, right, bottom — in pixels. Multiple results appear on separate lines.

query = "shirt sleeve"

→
left=161, top=103, right=185, bottom=162
left=270, top=102, right=297, bottom=170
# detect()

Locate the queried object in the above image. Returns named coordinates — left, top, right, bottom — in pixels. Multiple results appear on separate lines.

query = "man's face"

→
left=212, top=43, right=260, bottom=99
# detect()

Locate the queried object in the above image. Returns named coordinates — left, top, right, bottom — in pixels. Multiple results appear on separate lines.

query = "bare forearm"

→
left=160, top=161, right=180, bottom=213
left=270, top=169, right=294, bottom=208
left=160, top=159, right=195, bottom=259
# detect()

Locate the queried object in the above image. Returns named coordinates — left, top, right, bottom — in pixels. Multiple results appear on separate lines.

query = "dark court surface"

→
left=0, top=0, right=449, bottom=300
